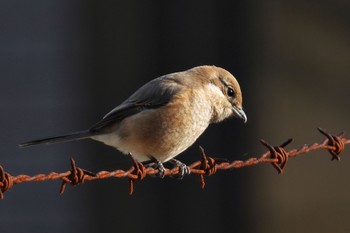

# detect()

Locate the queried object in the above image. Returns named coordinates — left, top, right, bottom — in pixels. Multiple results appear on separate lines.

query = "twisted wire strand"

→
left=0, top=128, right=348, bottom=198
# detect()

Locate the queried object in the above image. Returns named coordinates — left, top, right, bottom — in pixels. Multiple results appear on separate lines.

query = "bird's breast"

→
left=94, top=89, right=213, bottom=162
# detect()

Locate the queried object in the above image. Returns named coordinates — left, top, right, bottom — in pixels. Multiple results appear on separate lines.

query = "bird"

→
left=20, top=65, right=247, bottom=178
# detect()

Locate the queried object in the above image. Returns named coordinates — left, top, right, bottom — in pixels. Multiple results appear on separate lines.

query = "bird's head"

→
left=191, top=65, right=247, bottom=124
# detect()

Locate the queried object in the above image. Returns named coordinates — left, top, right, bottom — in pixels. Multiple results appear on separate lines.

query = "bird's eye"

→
left=227, top=87, right=235, bottom=97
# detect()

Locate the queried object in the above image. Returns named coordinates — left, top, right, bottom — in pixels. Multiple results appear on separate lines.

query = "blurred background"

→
left=1, top=1, right=350, bottom=233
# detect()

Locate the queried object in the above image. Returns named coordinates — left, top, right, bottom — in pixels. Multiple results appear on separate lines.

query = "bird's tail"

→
left=19, top=130, right=95, bottom=148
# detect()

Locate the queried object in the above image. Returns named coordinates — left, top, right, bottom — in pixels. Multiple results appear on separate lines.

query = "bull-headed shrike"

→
left=20, top=65, right=247, bottom=178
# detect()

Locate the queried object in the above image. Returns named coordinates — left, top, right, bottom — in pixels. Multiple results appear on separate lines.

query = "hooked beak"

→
left=232, top=106, right=247, bottom=123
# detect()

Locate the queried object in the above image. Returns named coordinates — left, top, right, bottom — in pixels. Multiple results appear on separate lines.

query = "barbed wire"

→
left=0, top=128, right=348, bottom=199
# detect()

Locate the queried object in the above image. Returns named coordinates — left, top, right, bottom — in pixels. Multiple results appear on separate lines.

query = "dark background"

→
left=1, top=1, right=350, bottom=233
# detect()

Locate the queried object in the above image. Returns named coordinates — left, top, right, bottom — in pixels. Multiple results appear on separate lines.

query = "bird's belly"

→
left=93, top=93, right=212, bottom=162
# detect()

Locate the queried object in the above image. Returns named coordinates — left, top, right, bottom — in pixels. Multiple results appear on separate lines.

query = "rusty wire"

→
left=0, top=128, right=348, bottom=199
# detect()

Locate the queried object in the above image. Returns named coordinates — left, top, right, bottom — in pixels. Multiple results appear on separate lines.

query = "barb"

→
left=260, top=138, right=293, bottom=174
left=0, top=165, right=13, bottom=200
left=317, top=128, right=345, bottom=161
left=0, top=128, right=349, bottom=199
left=197, top=146, right=228, bottom=189
left=127, top=153, right=147, bottom=195
left=60, top=158, right=96, bottom=194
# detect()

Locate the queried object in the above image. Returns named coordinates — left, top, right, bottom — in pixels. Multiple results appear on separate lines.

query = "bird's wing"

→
left=89, top=76, right=182, bottom=132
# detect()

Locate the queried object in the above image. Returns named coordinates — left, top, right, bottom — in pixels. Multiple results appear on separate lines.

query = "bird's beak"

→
left=232, top=106, right=247, bottom=123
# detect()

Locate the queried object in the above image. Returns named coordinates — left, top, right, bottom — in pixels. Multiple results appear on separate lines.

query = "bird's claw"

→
left=143, top=158, right=190, bottom=179
left=156, top=161, right=166, bottom=178
left=170, top=159, right=190, bottom=179
left=144, top=159, right=166, bottom=178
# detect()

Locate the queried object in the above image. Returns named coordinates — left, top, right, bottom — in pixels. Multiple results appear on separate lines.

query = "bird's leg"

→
left=143, top=157, right=166, bottom=178
left=141, top=159, right=155, bottom=166
left=169, top=159, right=191, bottom=179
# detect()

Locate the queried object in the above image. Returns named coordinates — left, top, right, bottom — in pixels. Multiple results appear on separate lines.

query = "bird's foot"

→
left=169, top=159, right=190, bottom=179
left=143, top=158, right=166, bottom=178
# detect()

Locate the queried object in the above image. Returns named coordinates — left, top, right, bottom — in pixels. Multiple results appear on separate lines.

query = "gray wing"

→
left=89, top=75, right=182, bottom=132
